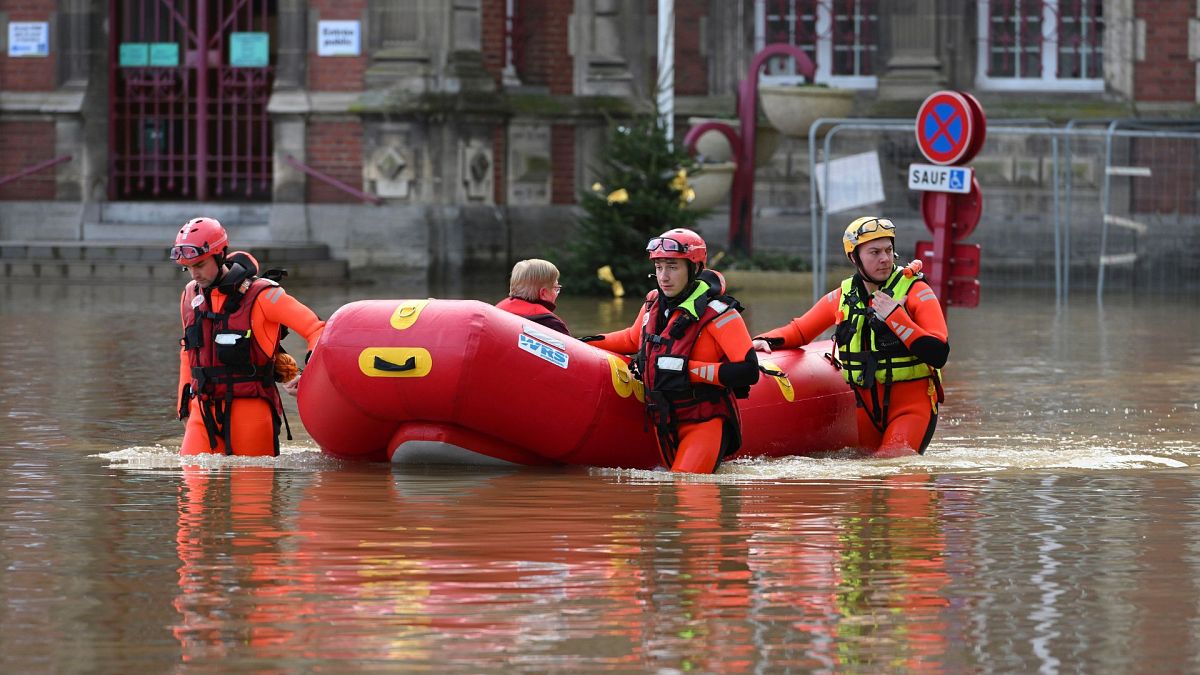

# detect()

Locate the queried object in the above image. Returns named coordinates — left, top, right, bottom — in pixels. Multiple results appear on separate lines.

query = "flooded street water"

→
left=2, top=278, right=1199, bottom=672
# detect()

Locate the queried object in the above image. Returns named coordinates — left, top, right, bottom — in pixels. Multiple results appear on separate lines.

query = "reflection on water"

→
left=159, top=464, right=965, bottom=670
left=2, top=280, right=1200, bottom=670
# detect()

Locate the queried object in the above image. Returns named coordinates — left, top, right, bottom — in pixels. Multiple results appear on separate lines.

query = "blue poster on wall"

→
left=149, top=43, right=179, bottom=67
left=229, top=32, right=269, bottom=67
left=119, top=43, right=149, bottom=67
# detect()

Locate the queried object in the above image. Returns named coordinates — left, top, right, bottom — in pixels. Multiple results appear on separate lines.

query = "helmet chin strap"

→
left=210, top=253, right=229, bottom=287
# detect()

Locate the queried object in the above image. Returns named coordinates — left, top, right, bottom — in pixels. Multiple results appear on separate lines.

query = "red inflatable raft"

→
left=297, top=299, right=859, bottom=468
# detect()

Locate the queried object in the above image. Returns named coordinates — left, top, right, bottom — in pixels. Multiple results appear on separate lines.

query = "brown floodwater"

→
left=1, top=278, right=1198, bottom=672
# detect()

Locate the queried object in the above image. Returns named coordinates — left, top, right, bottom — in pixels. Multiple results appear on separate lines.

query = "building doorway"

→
left=108, top=0, right=275, bottom=201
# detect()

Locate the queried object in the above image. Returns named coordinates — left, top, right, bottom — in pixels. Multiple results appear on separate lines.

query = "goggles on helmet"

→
left=846, top=218, right=895, bottom=245
left=169, top=244, right=211, bottom=262
left=646, top=237, right=691, bottom=254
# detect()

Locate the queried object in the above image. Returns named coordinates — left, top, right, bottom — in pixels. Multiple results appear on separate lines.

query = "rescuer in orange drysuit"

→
left=173, top=216, right=325, bottom=456
left=753, top=216, right=949, bottom=456
left=583, top=228, right=760, bottom=473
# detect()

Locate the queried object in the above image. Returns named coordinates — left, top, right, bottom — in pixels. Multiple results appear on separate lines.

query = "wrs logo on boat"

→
left=518, top=327, right=569, bottom=369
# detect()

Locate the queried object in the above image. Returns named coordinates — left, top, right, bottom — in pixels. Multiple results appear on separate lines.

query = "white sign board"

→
left=814, top=151, right=886, bottom=214
left=8, top=22, right=50, bottom=58
left=908, top=163, right=973, bottom=194
left=317, top=20, right=361, bottom=57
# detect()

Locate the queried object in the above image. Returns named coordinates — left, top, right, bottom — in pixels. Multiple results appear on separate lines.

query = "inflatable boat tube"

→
left=297, top=299, right=859, bottom=468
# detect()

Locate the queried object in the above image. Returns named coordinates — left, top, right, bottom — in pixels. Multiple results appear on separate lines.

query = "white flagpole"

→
left=657, top=0, right=674, bottom=143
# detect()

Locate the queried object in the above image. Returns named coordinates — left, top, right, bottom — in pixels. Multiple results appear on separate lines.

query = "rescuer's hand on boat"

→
left=282, top=375, right=301, bottom=397
left=752, top=336, right=783, bottom=353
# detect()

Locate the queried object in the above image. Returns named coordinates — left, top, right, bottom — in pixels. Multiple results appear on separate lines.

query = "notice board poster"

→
left=8, top=22, right=50, bottom=58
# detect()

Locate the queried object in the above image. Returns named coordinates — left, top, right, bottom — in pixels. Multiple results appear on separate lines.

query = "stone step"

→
left=0, top=240, right=347, bottom=283
left=84, top=220, right=274, bottom=243
left=85, top=201, right=275, bottom=243
left=0, top=257, right=348, bottom=284
left=97, top=201, right=272, bottom=226
left=0, top=240, right=333, bottom=262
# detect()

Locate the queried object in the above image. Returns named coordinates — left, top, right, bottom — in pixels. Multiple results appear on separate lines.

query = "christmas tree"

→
left=561, top=113, right=705, bottom=295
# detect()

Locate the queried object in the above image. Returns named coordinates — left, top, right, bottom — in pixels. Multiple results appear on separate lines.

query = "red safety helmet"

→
left=646, top=228, right=707, bottom=266
left=170, top=217, right=228, bottom=263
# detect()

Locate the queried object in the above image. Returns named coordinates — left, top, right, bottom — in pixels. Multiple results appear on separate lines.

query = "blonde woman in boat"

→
left=496, top=258, right=570, bottom=335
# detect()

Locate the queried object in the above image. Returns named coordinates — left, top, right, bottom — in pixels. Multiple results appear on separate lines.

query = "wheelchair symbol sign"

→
left=948, top=168, right=966, bottom=191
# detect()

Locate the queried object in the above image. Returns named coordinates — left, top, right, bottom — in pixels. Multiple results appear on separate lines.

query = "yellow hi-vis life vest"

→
left=835, top=268, right=934, bottom=388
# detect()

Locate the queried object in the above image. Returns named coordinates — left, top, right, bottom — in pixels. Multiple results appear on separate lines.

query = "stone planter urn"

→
left=758, top=85, right=855, bottom=138
left=686, top=118, right=782, bottom=168
left=683, top=162, right=736, bottom=211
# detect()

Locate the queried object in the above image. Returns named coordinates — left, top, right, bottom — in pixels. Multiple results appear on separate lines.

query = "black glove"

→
left=753, top=336, right=785, bottom=349
left=178, top=384, right=192, bottom=420
left=579, top=335, right=604, bottom=343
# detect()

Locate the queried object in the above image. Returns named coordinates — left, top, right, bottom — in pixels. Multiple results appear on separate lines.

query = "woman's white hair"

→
left=508, top=258, right=559, bottom=300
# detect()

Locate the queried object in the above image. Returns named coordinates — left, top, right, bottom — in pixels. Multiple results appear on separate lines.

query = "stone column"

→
left=275, top=0, right=308, bottom=89
left=501, top=0, right=521, bottom=86
left=1103, top=0, right=1136, bottom=100
left=572, top=0, right=635, bottom=96
left=269, top=0, right=310, bottom=204
left=57, top=0, right=91, bottom=86
left=876, top=0, right=946, bottom=100
left=364, top=0, right=434, bottom=91
left=446, top=0, right=494, bottom=92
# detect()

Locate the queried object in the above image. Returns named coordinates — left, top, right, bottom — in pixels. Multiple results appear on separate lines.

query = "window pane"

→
left=988, top=0, right=1042, bottom=78
left=764, top=0, right=818, bottom=78
left=1018, top=0, right=1043, bottom=78
left=1057, top=0, right=1104, bottom=78
left=831, top=0, right=878, bottom=76
left=987, top=0, right=1018, bottom=77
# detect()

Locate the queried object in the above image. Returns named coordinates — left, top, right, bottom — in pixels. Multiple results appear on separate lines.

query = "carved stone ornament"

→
left=367, top=144, right=415, bottom=199
left=461, top=140, right=493, bottom=202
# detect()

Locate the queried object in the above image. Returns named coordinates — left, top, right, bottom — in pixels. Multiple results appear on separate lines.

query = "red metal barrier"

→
left=0, top=155, right=71, bottom=190
left=284, top=155, right=384, bottom=206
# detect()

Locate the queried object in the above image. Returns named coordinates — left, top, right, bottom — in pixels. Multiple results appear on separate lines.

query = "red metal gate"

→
left=108, top=0, right=274, bottom=201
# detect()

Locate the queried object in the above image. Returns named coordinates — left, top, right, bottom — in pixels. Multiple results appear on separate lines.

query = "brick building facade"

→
left=0, top=1, right=1197, bottom=271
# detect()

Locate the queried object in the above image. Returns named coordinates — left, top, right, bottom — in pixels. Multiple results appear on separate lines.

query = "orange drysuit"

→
left=590, top=281, right=758, bottom=473
left=177, top=280, right=324, bottom=456
left=757, top=274, right=949, bottom=456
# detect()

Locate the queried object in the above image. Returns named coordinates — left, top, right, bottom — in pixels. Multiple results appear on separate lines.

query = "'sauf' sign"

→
left=907, top=163, right=973, bottom=194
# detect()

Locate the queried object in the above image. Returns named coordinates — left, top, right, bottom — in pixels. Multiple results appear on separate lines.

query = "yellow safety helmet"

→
left=842, top=216, right=896, bottom=256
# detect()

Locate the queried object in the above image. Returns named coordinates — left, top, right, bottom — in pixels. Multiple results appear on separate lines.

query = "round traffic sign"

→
left=915, top=91, right=976, bottom=165
left=960, top=92, right=987, bottom=165
left=922, top=176, right=982, bottom=240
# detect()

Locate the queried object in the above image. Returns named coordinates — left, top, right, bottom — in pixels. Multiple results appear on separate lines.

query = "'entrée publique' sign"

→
left=317, top=21, right=361, bottom=57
